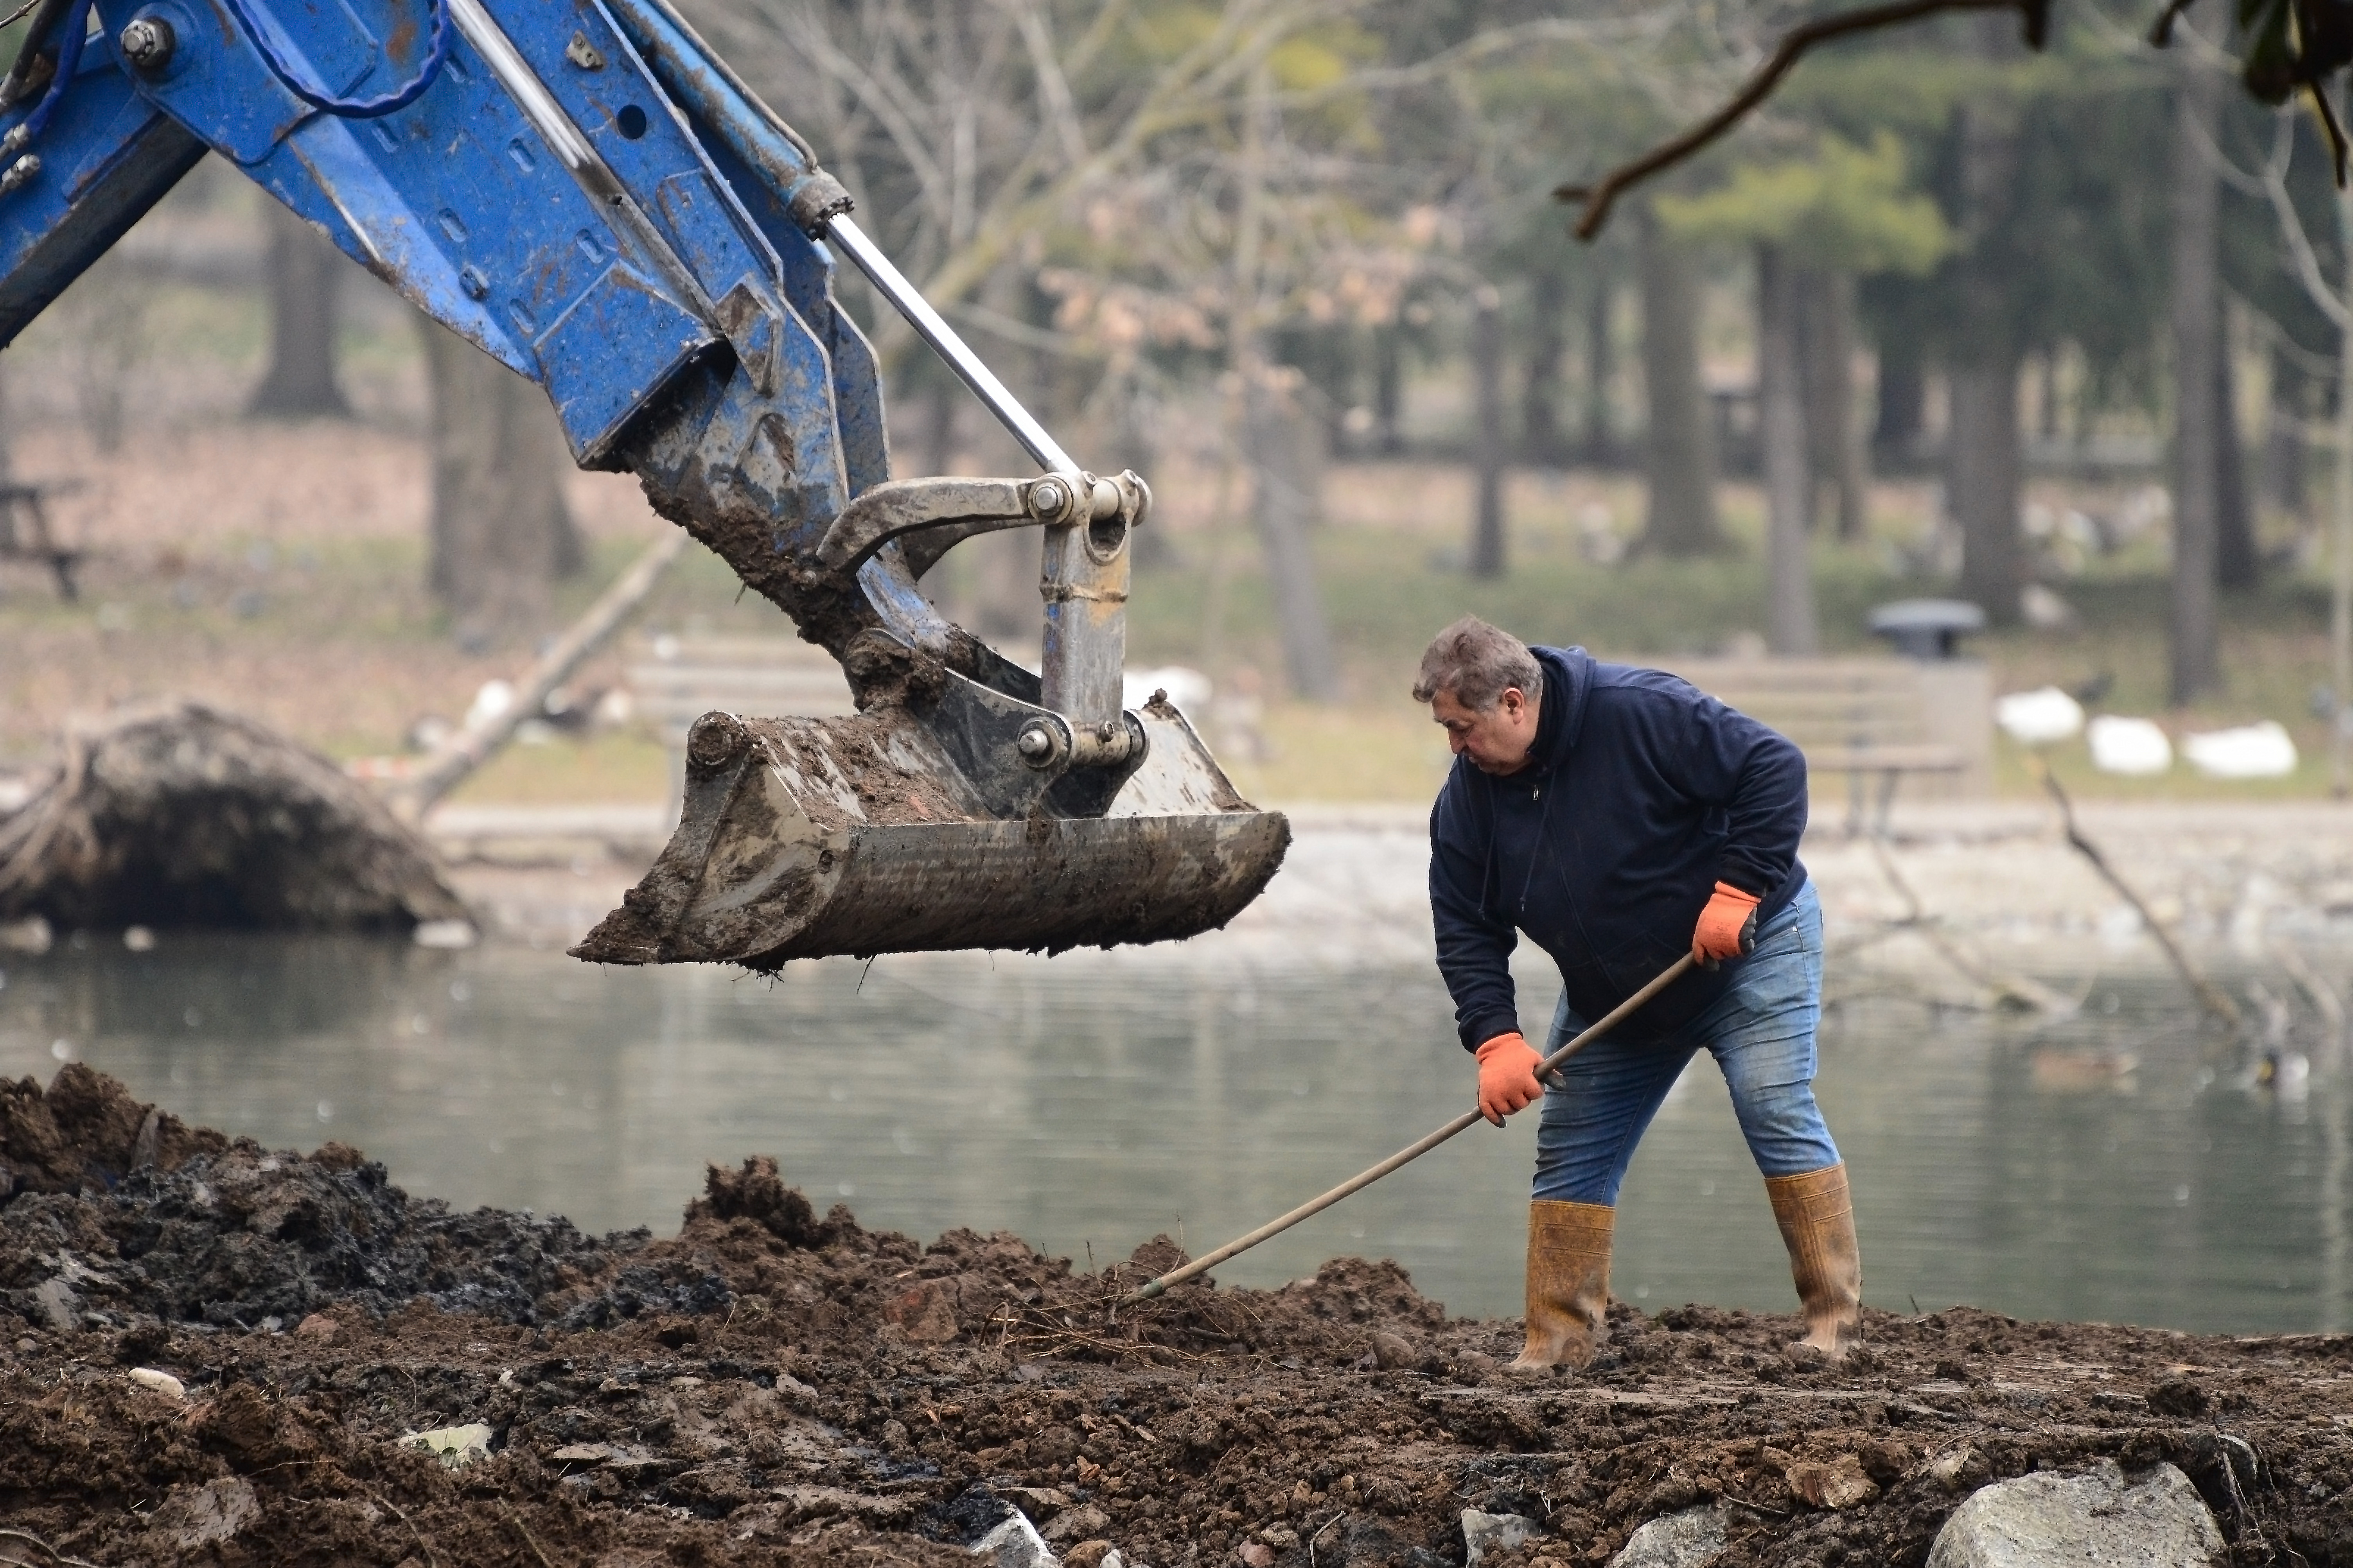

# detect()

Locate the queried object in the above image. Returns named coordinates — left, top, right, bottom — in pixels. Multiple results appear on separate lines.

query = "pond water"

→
left=1, top=932, right=2347, bottom=1335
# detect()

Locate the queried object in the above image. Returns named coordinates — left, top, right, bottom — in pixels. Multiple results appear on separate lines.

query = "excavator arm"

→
left=0, top=0, right=1287, bottom=962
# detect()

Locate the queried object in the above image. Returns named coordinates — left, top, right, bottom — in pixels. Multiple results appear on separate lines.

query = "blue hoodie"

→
left=1429, top=645, right=1809, bottom=1051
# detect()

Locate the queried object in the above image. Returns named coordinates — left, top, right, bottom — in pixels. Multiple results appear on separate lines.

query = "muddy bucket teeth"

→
left=572, top=686, right=1289, bottom=965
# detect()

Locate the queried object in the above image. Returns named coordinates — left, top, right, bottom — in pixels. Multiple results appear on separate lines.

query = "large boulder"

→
left=1926, top=1461, right=2223, bottom=1567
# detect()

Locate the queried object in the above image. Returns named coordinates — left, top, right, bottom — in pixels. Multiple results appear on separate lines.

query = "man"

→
left=1417, top=615, right=1859, bottom=1370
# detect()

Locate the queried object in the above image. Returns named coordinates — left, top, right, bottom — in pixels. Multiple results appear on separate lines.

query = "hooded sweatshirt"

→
left=1429, top=645, right=1809, bottom=1051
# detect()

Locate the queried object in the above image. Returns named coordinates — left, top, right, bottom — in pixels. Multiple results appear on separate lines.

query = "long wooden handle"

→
left=1122, top=953, right=1698, bottom=1304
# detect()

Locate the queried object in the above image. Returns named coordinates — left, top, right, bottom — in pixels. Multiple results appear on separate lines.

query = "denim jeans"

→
left=1531, top=881, right=1837, bottom=1205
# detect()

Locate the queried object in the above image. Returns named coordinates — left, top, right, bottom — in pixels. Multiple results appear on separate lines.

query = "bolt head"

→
left=1016, top=724, right=1056, bottom=762
left=119, top=15, right=175, bottom=72
left=1031, top=480, right=1066, bottom=519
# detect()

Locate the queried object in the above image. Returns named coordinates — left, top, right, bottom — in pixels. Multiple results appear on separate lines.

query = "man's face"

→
left=1430, top=686, right=1537, bottom=775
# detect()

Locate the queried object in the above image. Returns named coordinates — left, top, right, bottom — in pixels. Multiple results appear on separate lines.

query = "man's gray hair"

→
left=1411, top=615, right=1542, bottom=710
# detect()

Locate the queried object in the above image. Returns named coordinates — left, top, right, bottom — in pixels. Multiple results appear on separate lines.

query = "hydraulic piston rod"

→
left=824, top=214, right=1080, bottom=479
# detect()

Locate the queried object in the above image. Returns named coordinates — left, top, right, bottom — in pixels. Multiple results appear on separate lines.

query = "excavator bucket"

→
left=576, top=457, right=1290, bottom=966
left=572, top=693, right=1288, bottom=967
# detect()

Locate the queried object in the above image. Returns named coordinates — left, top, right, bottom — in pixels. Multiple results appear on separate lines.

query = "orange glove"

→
left=1474, top=1032, right=1545, bottom=1127
left=1693, top=881, right=1761, bottom=968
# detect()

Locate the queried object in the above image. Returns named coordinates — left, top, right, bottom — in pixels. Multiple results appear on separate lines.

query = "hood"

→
left=1523, top=645, right=1593, bottom=778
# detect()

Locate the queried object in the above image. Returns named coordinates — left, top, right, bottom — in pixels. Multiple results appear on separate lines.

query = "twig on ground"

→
left=2026, top=756, right=2243, bottom=1031
left=0, top=1529, right=102, bottom=1568
left=367, top=1492, right=440, bottom=1568
left=504, top=1510, right=556, bottom=1568
left=1554, top=0, right=2046, bottom=238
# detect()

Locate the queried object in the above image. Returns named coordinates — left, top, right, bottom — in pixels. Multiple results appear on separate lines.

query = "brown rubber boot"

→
left=1765, top=1163, right=1862, bottom=1361
left=1506, top=1200, right=1613, bottom=1372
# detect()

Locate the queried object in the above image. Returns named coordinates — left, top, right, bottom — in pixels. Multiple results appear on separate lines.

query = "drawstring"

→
left=1516, top=774, right=1559, bottom=918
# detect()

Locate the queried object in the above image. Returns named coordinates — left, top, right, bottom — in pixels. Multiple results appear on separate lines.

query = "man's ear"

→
left=1500, top=687, right=1526, bottom=718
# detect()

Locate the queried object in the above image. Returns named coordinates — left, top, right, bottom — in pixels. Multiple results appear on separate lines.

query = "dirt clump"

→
left=6, top=1067, right=2353, bottom=1567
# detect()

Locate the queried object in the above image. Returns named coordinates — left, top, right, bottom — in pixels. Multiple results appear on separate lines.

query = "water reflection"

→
left=0, top=933, right=2346, bottom=1332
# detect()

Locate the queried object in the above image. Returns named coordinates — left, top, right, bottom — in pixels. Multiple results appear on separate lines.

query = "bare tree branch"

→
left=1554, top=0, right=2048, bottom=240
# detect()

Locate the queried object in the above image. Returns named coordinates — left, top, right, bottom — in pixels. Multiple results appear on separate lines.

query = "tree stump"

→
left=0, top=700, right=466, bottom=933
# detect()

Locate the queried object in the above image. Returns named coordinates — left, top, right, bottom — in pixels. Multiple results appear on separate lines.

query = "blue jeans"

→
left=1532, top=881, right=1837, bottom=1205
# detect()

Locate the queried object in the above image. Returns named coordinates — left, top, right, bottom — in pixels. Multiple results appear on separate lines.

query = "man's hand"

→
left=1475, top=1032, right=1546, bottom=1126
left=1693, top=881, right=1761, bottom=968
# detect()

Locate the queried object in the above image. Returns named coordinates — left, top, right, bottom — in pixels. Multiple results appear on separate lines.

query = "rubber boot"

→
left=1506, top=1200, right=1613, bottom=1372
left=1765, top=1163, right=1861, bottom=1361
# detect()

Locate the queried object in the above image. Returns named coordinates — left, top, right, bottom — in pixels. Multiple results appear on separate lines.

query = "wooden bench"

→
left=625, top=634, right=856, bottom=823
left=1654, top=657, right=1991, bottom=836
left=0, top=481, right=84, bottom=599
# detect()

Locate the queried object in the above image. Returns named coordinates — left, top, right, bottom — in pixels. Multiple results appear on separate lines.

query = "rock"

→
left=1462, top=1509, right=1539, bottom=1567
left=1610, top=1506, right=1726, bottom=1567
left=294, top=1312, right=339, bottom=1342
left=1371, top=1330, right=1419, bottom=1370
left=31, top=1277, right=81, bottom=1333
left=128, top=1366, right=187, bottom=1401
left=1925, top=1460, right=2223, bottom=1568
left=1044, top=1504, right=1112, bottom=1544
left=972, top=1511, right=1058, bottom=1568
left=1928, top=1446, right=1988, bottom=1492
left=146, top=1477, right=258, bottom=1549
left=883, top=1280, right=961, bottom=1343
left=1237, top=1546, right=1275, bottom=1568
left=1787, top=1454, right=1877, bottom=1510
left=1062, top=1545, right=1115, bottom=1568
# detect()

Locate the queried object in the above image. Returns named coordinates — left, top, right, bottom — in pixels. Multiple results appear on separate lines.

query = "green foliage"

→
left=1655, top=131, right=1953, bottom=274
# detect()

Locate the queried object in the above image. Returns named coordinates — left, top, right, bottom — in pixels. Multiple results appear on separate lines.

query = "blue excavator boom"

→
left=0, top=0, right=1288, bottom=960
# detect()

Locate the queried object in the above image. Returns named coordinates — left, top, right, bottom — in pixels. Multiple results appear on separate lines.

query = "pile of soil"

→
left=5, top=1065, right=2353, bottom=1567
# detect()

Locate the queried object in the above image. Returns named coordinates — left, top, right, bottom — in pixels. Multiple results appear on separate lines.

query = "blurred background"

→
left=1, top=0, right=2347, bottom=806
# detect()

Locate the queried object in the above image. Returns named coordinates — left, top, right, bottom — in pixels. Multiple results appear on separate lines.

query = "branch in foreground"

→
left=1554, top=0, right=2049, bottom=240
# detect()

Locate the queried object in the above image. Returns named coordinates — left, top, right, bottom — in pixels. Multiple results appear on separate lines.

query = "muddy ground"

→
left=4, top=1066, right=2352, bottom=1567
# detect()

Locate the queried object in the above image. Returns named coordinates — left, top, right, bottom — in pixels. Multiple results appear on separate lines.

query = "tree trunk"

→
left=0, top=700, right=465, bottom=932
left=2216, top=314, right=2258, bottom=590
left=1523, top=257, right=1569, bottom=466
left=419, top=318, right=583, bottom=651
left=1949, top=358, right=2024, bottom=617
left=1758, top=244, right=1818, bottom=655
left=247, top=202, right=352, bottom=420
left=1583, top=276, right=1615, bottom=465
left=1470, top=283, right=1508, bottom=578
left=1800, top=267, right=1868, bottom=541
left=1638, top=207, right=1723, bottom=555
left=1951, top=63, right=2026, bottom=624
left=1873, top=338, right=1926, bottom=461
left=2168, top=54, right=2224, bottom=701
left=2263, top=349, right=2308, bottom=518
left=1245, top=363, right=1341, bottom=700
left=1373, top=325, right=1404, bottom=456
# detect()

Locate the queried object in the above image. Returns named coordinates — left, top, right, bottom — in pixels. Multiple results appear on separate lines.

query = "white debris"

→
left=2183, top=720, right=2298, bottom=780
left=128, top=1367, right=187, bottom=1401
left=412, top=919, right=478, bottom=950
left=1995, top=687, right=2084, bottom=746
left=404, top=1422, right=494, bottom=1469
left=466, top=680, right=517, bottom=728
left=2087, top=715, right=2173, bottom=776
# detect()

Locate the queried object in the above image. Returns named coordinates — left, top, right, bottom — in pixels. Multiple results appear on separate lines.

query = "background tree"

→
left=1661, top=130, right=1951, bottom=651
left=417, top=319, right=582, bottom=651
left=247, top=202, right=351, bottom=420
